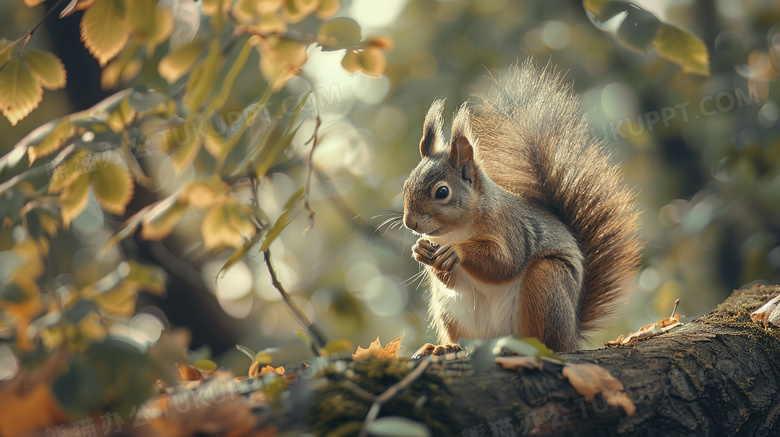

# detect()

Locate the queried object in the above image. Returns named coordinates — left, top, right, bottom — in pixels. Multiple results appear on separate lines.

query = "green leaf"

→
left=257, top=186, right=304, bottom=252
left=236, top=344, right=256, bottom=361
left=0, top=40, right=12, bottom=67
left=366, top=417, right=430, bottom=437
left=492, top=336, right=564, bottom=363
left=124, top=260, right=166, bottom=295
left=207, top=38, right=254, bottom=113
left=28, top=118, right=75, bottom=164
left=317, top=17, right=362, bottom=51
left=0, top=59, right=43, bottom=126
left=616, top=4, right=660, bottom=52
left=320, top=339, right=353, bottom=356
left=193, top=359, right=218, bottom=372
left=184, top=39, right=222, bottom=114
left=22, top=48, right=67, bottom=90
left=90, top=156, right=134, bottom=215
left=104, top=205, right=147, bottom=252
left=654, top=23, right=710, bottom=76
left=254, top=350, right=275, bottom=365
left=218, top=231, right=263, bottom=277
left=255, top=124, right=301, bottom=178
left=158, top=41, right=202, bottom=84
left=127, top=89, right=169, bottom=113
left=170, top=131, right=202, bottom=172
left=140, top=194, right=187, bottom=240
left=295, top=328, right=311, bottom=345
left=80, top=0, right=130, bottom=66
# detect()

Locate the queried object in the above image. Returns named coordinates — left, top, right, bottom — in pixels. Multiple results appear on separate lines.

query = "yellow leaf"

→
left=159, top=41, right=202, bottom=84
left=59, top=170, right=91, bottom=227
left=49, top=148, right=92, bottom=194
left=654, top=23, right=710, bottom=76
left=0, top=59, right=43, bottom=126
left=125, top=260, right=167, bottom=294
left=0, top=41, right=12, bottom=67
left=201, top=0, right=231, bottom=16
left=316, top=0, right=339, bottom=19
left=22, top=48, right=67, bottom=90
left=141, top=197, right=187, bottom=240
left=128, top=0, right=173, bottom=46
left=171, top=133, right=202, bottom=172
left=80, top=0, right=130, bottom=66
left=257, top=37, right=307, bottom=90
left=364, top=35, right=393, bottom=51
left=317, top=17, right=361, bottom=50
left=28, top=118, right=75, bottom=164
left=342, top=48, right=386, bottom=77
left=182, top=179, right=225, bottom=209
left=60, top=0, right=99, bottom=18
left=106, top=97, right=136, bottom=132
left=92, top=281, right=137, bottom=316
left=283, top=0, right=318, bottom=23
left=183, top=40, right=222, bottom=114
left=257, top=0, right=284, bottom=14
left=201, top=201, right=256, bottom=249
left=352, top=336, right=403, bottom=360
left=232, top=0, right=260, bottom=22
left=23, top=0, right=47, bottom=6
left=12, top=239, right=46, bottom=279
left=90, top=157, right=134, bottom=215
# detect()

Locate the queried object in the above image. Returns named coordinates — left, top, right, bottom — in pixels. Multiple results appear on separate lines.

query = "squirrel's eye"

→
left=434, top=186, right=449, bottom=200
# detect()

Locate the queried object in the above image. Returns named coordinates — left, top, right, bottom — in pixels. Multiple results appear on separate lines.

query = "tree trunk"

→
left=302, top=284, right=780, bottom=436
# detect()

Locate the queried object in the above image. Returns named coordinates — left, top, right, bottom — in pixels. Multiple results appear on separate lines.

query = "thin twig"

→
left=301, top=115, right=322, bottom=234
left=358, top=356, right=433, bottom=437
left=263, top=248, right=327, bottom=354
left=0, top=0, right=68, bottom=59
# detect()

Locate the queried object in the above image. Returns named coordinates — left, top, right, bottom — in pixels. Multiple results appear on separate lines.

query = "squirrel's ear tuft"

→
left=448, top=103, right=476, bottom=168
left=420, top=99, right=445, bottom=158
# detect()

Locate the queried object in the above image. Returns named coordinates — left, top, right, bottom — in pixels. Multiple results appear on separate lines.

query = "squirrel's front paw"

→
left=412, top=240, right=460, bottom=272
left=432, top=242, right=459, bottom=272
left=412, top=238, right=438, bottom=266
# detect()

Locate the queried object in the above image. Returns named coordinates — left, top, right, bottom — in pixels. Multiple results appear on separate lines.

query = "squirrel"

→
left=403, top=60, right=642, bottom=355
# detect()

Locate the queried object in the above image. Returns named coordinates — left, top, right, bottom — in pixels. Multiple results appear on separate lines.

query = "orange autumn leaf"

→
left=252, top=364, right=285, bottom=378
left=352, top=336, right=403, bottom=360
left=177, top=363, right=204, bottom=381
left=0, top=351, right=70, bottom=436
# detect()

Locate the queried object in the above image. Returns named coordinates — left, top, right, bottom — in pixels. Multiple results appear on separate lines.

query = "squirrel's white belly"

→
left=430, top=268, right=522, bottom=339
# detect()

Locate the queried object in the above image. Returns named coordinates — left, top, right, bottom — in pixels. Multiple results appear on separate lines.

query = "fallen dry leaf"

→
left=751, top=294, right=780, bottom=327
left=495, top=356, right=543, bottom=371
left=255, top=365, right=285, bottom=378
left=136, top=378, right=258, bottom=437
left=352, top=336, right=403, bottom=360
left=606, top=299, right=685, bottom=346
left=562, top=363, right=635, bottom=416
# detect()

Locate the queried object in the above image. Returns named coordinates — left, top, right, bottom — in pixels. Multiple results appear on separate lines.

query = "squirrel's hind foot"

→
left=411, top=343, right=464, bottom=360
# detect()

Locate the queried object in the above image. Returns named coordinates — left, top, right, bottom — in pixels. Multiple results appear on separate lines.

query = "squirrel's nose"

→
left=403, top=215, right=417, bottom=231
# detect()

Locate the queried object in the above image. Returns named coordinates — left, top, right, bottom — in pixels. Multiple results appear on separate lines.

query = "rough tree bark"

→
left=301, top=284, right=780, bottom=436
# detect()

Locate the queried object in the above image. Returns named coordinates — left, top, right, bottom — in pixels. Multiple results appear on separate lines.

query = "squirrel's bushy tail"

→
left=471, top=59, right=642, bottom=333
